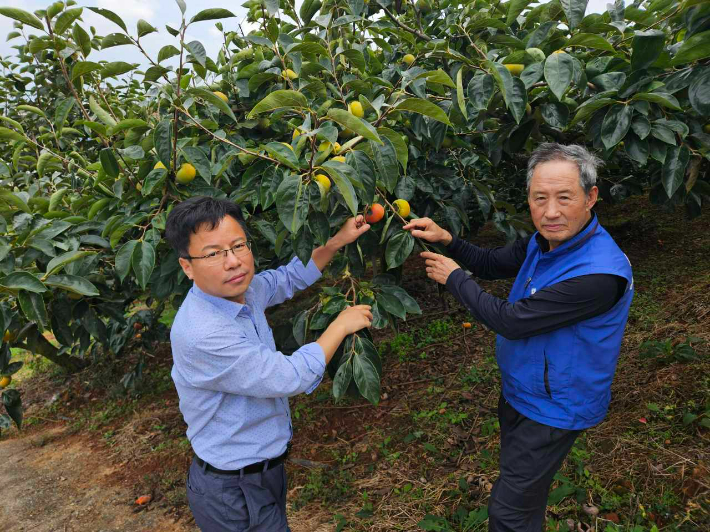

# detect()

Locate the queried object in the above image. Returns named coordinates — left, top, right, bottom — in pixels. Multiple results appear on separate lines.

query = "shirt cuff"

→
left=301, top=341, right=326, bottom=394
left=289, top=256, right=323, bottom=287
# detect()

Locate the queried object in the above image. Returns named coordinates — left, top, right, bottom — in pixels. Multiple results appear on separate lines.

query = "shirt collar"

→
left=534, top=212, right=597, bottom=255
left=190, top=282, right=253, bottom=318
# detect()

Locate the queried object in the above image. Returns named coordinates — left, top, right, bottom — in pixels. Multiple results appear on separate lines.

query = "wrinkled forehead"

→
left=190, top=215, right=247, bottom=248
left=529, top=160, right=583, bottom=193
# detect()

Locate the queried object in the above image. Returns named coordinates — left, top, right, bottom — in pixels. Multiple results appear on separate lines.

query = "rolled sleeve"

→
left=255, top=256, right=323, bottom=309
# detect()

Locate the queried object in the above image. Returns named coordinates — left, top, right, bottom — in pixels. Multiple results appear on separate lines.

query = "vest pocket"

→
left=543, top=353, right=552, bottom=398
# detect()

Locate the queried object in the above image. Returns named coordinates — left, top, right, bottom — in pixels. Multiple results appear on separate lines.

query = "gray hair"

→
left=527, top=143, right=603, bottom=194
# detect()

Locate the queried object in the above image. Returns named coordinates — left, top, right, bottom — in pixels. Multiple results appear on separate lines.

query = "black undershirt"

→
left=444, top=221, right=627, bottom=341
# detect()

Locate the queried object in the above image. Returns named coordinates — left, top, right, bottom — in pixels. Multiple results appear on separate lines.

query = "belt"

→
left=195, top=447, right=289, bottom=476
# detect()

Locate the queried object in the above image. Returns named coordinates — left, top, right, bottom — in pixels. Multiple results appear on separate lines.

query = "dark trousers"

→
left=187, top=457, right=291, bottom=532
left=488, top=394, right=581, bottom=532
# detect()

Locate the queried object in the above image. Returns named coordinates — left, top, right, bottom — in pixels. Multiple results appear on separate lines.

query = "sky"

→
left=0, top=0, right=616, bottom=71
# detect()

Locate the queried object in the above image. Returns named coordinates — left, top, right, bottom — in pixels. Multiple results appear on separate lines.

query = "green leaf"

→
left=288, top=42, right=328, bottom=56
left=142, top=168, right=167, bottom=196
left=566, top=33, right=615, bottom=52
left=688, top=69, right=710, bottom=116
left=0, top=127, right=24, bottom=143
left=385, top=231, right=414, bottom=270
left=508, top=78, right=528, bottom=124
left=353, top=353, right=380, bottom=405
left=415, top=69, right=456, bottom=88
left=377, top=127, right=408, bottom=171
left=248, top=90, right=308, bottom=118
left=54, top=7, right=83, bottom=35
left=132, top=241, right=155, bottom=290
left=101, top=61, right=137, bottom=78
left=507, top=0, right=534, bottom=25
left=332, top=356, right=353, bottom=399
left=158, top=45, right=180, bottom=63
left=395, top=98, right=452, bottom=126
left=187, top=87, right=238, bottom=124
left=54, top=98, right=75, bottom=132
left=631, top=92, right=681, bottom=111
left=37, top=151, right=61, bottom=177
left=190, top=8, right=236, bottom=24
left=72, top=24, right=91, bottom=57
left=0, top=272, right=47, bottom=293
left=115, top=240, right=139, bottom=283
left=182, top=146, right=213, bottom=184
left=101, top=33, right=133, bottom=49
left=137, top=19, right=157, bottom=38
left=45, top=250, right=95, bottom=277
left=17, top=105, right=45, bottom=118
left=568, top=98, right=615, bottom=128
left=671, top=30, right=710, bottom=66
left=327, top=108, right=382, bottom=144
left=100, top=148, right=120, bottom=178
left=89, top=95, right=117, bottom=127
left=321, top=161, right=359, bottom=216
left=339, top=49, right=366, bottom=71
left=348, top=151, right=376, bottom=205
left=662, top=145, right=690, bottom=198
left=370, top=138, right=399, bottom=193
left=377, top=292, right=406, bottom=319
left=87, top=7, right=127, bottom=32
left=154, top=119, right=173, bottom=168
left=544, top=53, right=575, bottom=101
left=456, top=68, right=467, bottom=120
left=631, top=30, right=666, bottom=72
left=601, top=105, right=633, bottom=149
left=264, top=142, right=300, bottom=170
left=110, top=119, right=148, bottom=136
left=71, top=61, right=102, bottom=80
left=0, top=8, right=45, bottom=31
left=18, top=290, right=48, bottom=330
left=186, top=40, right=207, bottom=68
left=488, top=61, right=514, bottom=103
left=45, top=275, right=99, bottom=296
left=0, top=190, right=30, bottom=213
left=560, top=0, right=588, bottom=29
left=2, top=389, right=22, bottom=429
left=276, top=174, right=309, bottom=233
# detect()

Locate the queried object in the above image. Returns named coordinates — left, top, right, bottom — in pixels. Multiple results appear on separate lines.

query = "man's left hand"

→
left=421, top=251, right=460, bottom=285
left=330, top=215, right=370, bottom=249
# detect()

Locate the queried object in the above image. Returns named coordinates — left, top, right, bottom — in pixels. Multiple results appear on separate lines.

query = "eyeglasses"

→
left=186, top=241, right=252, bottom=266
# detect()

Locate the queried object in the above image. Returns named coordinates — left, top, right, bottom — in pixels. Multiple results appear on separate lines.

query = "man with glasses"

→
left=165, top=196, right=373, bottom=531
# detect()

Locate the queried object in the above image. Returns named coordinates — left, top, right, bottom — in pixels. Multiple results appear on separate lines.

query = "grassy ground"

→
left=3, top=195, right=709, bottom=531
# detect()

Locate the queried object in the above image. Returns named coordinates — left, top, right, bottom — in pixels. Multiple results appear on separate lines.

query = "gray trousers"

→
left=187, top=457, right=291, bottom=532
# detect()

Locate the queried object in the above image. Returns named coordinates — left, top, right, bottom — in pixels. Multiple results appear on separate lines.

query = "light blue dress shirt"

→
left=170, top=256, right=326, bottom=470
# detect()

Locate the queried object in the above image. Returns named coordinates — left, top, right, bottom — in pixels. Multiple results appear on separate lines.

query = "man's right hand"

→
left=333, top=305, right=373, bottom=335
left=403, top=218, right=453, bottom=245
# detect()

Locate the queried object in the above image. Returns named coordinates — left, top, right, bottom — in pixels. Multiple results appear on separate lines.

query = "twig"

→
left=382, top=7, right=432, bottom=42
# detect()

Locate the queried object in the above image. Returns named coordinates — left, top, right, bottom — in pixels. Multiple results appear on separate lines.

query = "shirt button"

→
left=531, top=288, right=537, bottom=295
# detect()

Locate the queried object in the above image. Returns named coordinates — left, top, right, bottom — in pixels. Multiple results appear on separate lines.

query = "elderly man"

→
left=165, top=196, right=373, bottom=531
left=404, top=143, right=633, bottom=531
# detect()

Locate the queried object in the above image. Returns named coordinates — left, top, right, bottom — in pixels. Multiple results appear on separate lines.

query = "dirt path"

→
left=0, top=425, right=196, bottom=532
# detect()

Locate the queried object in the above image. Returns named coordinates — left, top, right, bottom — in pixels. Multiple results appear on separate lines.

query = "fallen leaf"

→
left=604, top=512, right=620, bottom=524
left=135, top=495, right=152, bottom=505
left=638, top=417, right=647, bottom=424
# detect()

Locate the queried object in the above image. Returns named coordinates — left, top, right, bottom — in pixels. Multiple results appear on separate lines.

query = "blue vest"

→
left=496, top=215, right=634, bottom=430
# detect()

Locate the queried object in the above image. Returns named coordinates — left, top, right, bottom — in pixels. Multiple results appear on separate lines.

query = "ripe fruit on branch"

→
left=283, top=68, right=298, bottom=80
left=331, top=155, right=346, bottom=163
left=348, top=101, right=364, bottom=118
left=504, top=64, right=524, bottom=76
left=393, top=199, right=411, bottom=218
left=175, top=163, right=196, bottom=184
left=213, top=91, right=228, bottom=103
left=402, top=54, right=415, bottom=66
left=365, top=203, right=385, bottom=223
left=0, top=376, right=11, bottom=388
left=314, top=174, right=331, bottom=192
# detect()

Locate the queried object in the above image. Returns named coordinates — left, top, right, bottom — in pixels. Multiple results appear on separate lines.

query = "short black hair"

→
left=165, top=196, right=247, bottom=259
